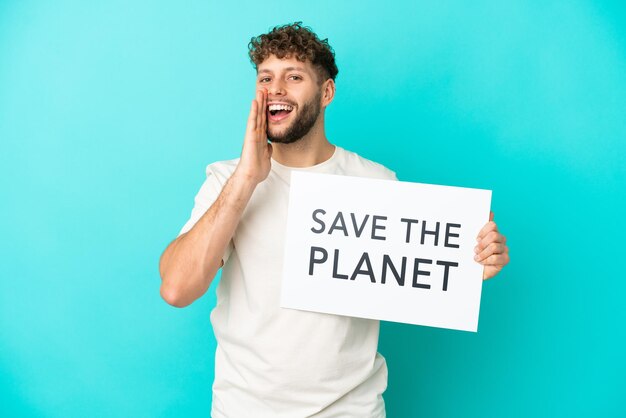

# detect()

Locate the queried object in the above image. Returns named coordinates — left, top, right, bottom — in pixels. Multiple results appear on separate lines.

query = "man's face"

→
left=256, top=55, right=324, bottom=144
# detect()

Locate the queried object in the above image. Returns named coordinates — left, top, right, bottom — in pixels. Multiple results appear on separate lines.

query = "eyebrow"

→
left=257, top=66, right=309, bottom=75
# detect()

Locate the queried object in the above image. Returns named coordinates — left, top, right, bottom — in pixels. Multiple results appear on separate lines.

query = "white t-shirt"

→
left=179, top=145, right=397, bottom=417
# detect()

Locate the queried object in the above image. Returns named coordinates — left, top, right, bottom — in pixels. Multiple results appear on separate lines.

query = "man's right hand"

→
left=235, top=89, right=272, bottom=185
left=160, top=91, right=272, bottom=308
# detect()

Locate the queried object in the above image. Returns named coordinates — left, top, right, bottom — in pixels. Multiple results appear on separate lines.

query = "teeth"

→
left=268, top=104, right=294, bottom=111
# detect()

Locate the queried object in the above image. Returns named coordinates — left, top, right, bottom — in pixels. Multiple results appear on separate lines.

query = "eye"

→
left=259, top=77, right=271, bottom=83
left=288, top=75, right=302, bottom=81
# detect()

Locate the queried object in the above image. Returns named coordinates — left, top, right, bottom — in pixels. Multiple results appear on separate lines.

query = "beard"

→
left=267, top=90, right=322, bottom=144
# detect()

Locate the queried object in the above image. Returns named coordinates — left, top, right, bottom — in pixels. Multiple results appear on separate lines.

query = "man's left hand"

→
left=474, top=211, right=509, bottom=280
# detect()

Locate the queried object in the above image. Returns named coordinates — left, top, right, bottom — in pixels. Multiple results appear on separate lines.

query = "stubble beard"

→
left=267, top=90, right=322, bottom=144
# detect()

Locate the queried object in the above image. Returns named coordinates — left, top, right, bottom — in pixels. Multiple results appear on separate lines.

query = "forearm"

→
left=159, top=171, right=257, bottom=307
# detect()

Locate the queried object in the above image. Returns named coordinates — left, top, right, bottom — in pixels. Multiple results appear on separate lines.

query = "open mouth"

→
left=267, top=103, right=294, bottom=123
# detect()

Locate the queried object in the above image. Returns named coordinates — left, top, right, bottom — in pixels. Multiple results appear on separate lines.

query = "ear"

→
left=321, top=78, right=336, bottom=108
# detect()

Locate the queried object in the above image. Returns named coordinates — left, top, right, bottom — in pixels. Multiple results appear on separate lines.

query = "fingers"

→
left=255, top=89, right=262, bottom=130
left=478, top=228, right=505, bottom=245
left=256, top=89, right=267, bottom=135
left=246, top=90, right=267, bottom=143
left=474, top=241, right=509, bottom=263
left=489, top=211, right=494, bottom=222
left=246, top=99, right=257, bottom=134
left=261, top=89, right=267, bottom=133
left=475, top=229, right=506, bottom=254
left=479, top=252, right=510, bottom=267
left=476, top=221, right=498, bottom=241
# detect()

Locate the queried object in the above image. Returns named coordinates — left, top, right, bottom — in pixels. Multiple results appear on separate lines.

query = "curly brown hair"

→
left=248, top=22, right=338, bottom=84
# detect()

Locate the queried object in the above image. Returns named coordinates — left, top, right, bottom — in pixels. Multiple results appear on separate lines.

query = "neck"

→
left=270, top=114, right=335, bottom=167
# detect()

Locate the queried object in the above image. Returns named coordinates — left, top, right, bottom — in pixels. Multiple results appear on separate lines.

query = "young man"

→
left=159, top=22, right=509, bottom=418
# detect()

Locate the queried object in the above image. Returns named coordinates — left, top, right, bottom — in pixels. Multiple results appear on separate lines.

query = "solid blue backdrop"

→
left=1, top=1, right=624, bottom=417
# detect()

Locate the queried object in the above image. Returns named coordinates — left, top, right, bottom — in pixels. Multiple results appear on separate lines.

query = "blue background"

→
left=1, top=1, right=625, bottom=417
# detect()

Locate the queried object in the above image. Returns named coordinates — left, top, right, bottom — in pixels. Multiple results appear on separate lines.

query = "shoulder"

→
left=205, top=158, right=240, bottom=184
left=336, top=146, right=397, bottom=181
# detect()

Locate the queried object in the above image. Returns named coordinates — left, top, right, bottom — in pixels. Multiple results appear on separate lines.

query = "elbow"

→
left=158, top=239, right=218, bottom=308
left=159, top=245, right=190, bottom=308
left=160, top=282, right=192, bottom=308
left=159, top=266, right=213, bottom=308
left=159, top=263, right=193, bottom=308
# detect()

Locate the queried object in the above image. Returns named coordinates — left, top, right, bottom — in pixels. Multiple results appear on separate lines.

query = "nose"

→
left=268, top=79, right=286, bottom=96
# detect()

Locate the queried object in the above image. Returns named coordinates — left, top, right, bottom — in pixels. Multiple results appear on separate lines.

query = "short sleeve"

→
left=177, top=165, right=234, bottom=265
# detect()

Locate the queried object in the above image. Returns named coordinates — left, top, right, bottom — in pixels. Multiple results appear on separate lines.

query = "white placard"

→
left=280, top=172, right=492, bottom=332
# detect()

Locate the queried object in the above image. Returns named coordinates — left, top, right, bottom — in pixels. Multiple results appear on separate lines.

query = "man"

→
left=159, top=22, right=509, bottom=418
